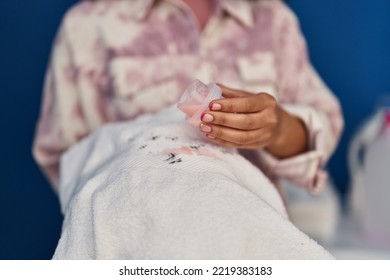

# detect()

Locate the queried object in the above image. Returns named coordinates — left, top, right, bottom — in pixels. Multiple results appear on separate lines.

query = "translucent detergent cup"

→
left=177, top=80, right=222, bottom=126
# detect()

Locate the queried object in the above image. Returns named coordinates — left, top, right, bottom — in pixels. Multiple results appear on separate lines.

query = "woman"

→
left=33, top=0, right=343, bottom=259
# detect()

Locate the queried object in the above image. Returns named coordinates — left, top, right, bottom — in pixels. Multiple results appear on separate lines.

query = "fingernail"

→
left=206, top=134, right=215, bottom=139
left=200, top=123, right=212, bottom=133
left=201, top=113, right=213, bottom=122
left=209, top=103, right=222, bottom=111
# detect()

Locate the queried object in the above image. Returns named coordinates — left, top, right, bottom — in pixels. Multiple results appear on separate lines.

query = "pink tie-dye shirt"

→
left=33, top=0, right=343, bottom=193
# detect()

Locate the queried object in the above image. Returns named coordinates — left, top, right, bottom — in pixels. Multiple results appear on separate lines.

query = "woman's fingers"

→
left=201, top=84, right=281, bottom=149
left=201, top=109, right=272, bottom=130
left=210, top=92, right=275, bottom=114
left=200, top=122, right=274, bottom=146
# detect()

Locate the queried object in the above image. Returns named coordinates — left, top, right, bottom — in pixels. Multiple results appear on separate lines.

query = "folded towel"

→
left=54, top=106, right=333, bottom=259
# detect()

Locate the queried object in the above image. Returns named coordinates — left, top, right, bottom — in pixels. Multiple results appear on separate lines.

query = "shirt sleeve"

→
left=32, top=17, right=89, bottom=191
left=257, top=3, right=344, bottom=194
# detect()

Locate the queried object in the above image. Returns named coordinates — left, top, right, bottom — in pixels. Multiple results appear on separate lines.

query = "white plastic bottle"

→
left=362, top=109, right=390, bottom=247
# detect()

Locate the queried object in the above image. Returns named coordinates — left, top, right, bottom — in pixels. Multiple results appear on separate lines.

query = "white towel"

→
left=54, top=106, right=334, bottom=259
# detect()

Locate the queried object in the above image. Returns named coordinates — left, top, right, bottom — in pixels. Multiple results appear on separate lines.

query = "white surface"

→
left=323, top=214, right=390, bottom=260
left=54, top=107, right=333, bottom=259
left=284, top=178, right=390, bottom=260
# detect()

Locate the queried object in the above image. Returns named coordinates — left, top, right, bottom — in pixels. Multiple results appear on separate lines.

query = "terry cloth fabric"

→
left=54, top=106, right=334, bottom=260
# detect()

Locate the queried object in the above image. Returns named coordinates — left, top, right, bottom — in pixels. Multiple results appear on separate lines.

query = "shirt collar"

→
left=137, top=0, right=254, bottom=28
left=220, top=0, right=254, bottom=28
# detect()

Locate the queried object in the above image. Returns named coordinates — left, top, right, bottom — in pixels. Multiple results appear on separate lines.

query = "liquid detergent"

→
left=177, top=79, right=222, bottom=126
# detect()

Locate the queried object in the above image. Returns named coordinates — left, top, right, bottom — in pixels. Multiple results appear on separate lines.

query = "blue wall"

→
left=0, top=0, right=78, bottom=260
left=0, top=0, right=389, bottom=259
left=288, top=0, right=390, bottom=197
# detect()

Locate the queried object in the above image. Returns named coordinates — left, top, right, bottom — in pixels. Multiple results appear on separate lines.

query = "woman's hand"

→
left=199, top=84, right=309, bottom=159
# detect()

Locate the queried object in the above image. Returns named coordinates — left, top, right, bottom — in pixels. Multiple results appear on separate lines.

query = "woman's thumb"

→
left=216, top=83, right=248, bottom=98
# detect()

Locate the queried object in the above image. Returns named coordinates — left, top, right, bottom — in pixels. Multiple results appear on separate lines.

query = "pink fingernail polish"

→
left=201, top=113, right=213, bottom=122
left=206, top=134, right=215, bottom=139
left=210, top=103, right=222, bottom=111
left=200, top=124, right=212, bottom=133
